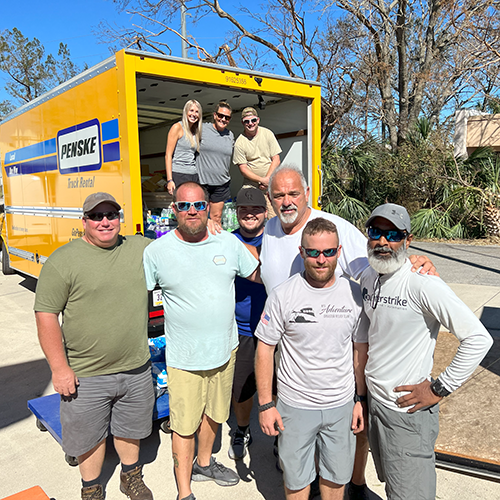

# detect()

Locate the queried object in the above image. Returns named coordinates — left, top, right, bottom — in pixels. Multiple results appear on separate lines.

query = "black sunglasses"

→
left=302, top=247, right=339, bottom=258
left=216, top=112, right=231, bottom=121
left=85, top=211, right=120, bottom=222
left=243, top=117, right=258, bottom=125
left=367, top=227, right=407, bottom=242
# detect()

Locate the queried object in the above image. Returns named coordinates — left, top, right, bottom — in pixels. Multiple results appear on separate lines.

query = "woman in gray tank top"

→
left=165, top=100, right=203, bottom=195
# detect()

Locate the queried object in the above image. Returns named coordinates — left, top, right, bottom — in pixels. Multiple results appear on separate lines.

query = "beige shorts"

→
left=167, top=349, right=237, bottom=436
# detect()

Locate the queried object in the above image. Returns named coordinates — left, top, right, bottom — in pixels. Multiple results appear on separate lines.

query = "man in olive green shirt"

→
left=34, top=192, right=154, bottom=500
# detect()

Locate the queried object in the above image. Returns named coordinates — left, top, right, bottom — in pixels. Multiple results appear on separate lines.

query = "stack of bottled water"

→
left=144, top=208, right=177, bottom=239
left=221, top=201, right=239, bottom=232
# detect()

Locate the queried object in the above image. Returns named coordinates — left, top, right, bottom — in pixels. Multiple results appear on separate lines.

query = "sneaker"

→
left=347, top=481, right=370, bottom=500
left=81, top=484, right=104, bottom=500
left=119, top=465, right=153, bottom=500
left=176, top=495, right=196, bottom=500
left=228, top=427, right=252, bottom=460
left=192, top=456, right=240, bottom=486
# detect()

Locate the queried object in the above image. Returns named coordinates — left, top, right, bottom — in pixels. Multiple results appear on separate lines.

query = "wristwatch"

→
left=430, top=378, right=451, bottom=398
left=354, top=394, right=367, bottom=403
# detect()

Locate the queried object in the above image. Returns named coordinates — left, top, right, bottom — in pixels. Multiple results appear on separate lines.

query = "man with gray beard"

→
left=359, top=203, right=493, bottom=500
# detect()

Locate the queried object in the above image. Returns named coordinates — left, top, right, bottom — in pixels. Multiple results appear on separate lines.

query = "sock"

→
left=350, top=481, right=367, bottom=490
left=82, top=478, right=100, bottom=488
left=237, top=424, right=249, bottom=433
left=121, top=461, right=140, bottom=473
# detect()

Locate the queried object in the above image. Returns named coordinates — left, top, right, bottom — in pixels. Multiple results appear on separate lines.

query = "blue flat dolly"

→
left=28, top=392, right=169, bottom=465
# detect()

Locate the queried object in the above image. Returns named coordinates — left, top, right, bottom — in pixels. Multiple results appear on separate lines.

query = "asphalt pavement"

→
left=1, top=240, right=500, bottom=499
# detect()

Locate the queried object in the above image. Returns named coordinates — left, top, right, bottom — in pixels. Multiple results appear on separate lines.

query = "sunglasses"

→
left=174, top=200, right=208, bottom=212
left=302, top=247, right=339, bottom=258
left=367, top=227, right=407, bottom=242
left=216, top=112, right=231, bottom=121
left=85, top=211, right=120, bottom=222
left=243, top=117, right=258, bottom=125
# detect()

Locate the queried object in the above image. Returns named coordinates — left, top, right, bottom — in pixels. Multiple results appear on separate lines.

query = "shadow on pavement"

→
left=0, top=358, right=51, bottom=429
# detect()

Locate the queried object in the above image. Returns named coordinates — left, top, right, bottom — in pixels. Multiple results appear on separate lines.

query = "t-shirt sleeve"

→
left=415, top=276, right=493, bottom=392
left=34, top=259, right=70, bottom=314
left=254, top=289, right=285, bottom=346
left=336, top=218, right=369, bottom=279
left=232, top=136, right=247, bottom=165
left=143, top=245, right=159, bottom=291
left=236, top=238, right=260, bottom=278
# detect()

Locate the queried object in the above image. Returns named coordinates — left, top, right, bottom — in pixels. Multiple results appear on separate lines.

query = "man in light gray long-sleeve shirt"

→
left=359, top=203, right=493, bottom=500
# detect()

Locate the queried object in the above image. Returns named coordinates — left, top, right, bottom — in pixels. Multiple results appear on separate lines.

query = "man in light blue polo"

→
left=143, top=182, right=260, bottom=500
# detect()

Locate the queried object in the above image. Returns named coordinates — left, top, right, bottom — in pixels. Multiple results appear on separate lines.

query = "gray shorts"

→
left=60, top=364, right=155, bottom=457
left=277, top=399, right=355, bottom=491
left=368, top=393, right=439, bottom=500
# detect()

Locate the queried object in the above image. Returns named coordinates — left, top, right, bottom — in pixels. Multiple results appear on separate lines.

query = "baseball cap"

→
left=83, top=192, right=121, bottom=214
left=365, top=203, right=411, bottom=232
left=236, top=187, right=267, bottom=209
left=241, top=107, right=258, bottom=119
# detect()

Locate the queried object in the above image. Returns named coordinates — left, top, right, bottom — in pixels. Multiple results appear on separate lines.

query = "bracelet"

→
left=258, top=401, right=276, bottom=412
left=167, top=179, right=173, bottom=183
left=354, top=394, right=367, bottom=403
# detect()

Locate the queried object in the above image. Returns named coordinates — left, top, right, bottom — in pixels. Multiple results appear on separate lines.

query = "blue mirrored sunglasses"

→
left=367, top=226, right=407, bottom=242
left=303, top=247, right=339, bottom=258
left=174, top=200, right=208, bottom=212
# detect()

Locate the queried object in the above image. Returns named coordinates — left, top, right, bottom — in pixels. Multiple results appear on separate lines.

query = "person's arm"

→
left=395, top=278, right=493, bottom=413
left=165, top=123, right=183, bottom=195
left=261, top=154, right=281, bottom=190
left=352, top=341, right=368, bottom=434
left=255, top=339, right=284, bottom=436
left=35, top=311, right=79, bottom=396
left=238, top=163, right=267, bottom=185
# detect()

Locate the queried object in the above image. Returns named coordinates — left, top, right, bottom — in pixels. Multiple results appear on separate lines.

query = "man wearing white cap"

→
left=360, top=203, right=493, bottom=500
left=34, top=192, right=155, bottom=500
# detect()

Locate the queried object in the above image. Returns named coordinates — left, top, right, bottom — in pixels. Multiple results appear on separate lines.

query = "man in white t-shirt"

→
left=255, top=217, right=368, bottom=500
left=360, top=203, right=493, bottom=500
left=260, top=164, right=436, bottom=499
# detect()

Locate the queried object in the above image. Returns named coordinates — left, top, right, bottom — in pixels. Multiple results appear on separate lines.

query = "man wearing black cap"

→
left=34, top=192, right=155, bottom=500
left=360, top=203, right=493, bottom=500
left=228, top=187, right=268, bottom=460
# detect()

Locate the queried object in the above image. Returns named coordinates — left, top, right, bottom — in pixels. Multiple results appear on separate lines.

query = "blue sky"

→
left=0, top=0, right=233, bottom=104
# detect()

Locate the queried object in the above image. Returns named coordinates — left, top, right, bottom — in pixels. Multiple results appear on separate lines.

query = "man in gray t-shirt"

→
left=255, top=217, right=368, bottom=500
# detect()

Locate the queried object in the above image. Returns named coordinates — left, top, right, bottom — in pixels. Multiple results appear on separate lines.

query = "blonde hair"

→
left=181, top=100, right=203, bottom=152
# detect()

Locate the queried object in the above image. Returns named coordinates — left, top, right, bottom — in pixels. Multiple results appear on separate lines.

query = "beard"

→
left=177, top=217, right=207, bottom=237
left=278, top=203, right=299, bottom=225
left=367, top=241, right=407, bottom=274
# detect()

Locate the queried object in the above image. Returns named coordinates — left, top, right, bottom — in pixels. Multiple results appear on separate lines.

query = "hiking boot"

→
left=81, top=484, right=104, bottom=500
left=191, top=456, right=240, bottom=486
left=119, top=465, right=153, bottom=500
left=228, top=427, right=252, bottom=460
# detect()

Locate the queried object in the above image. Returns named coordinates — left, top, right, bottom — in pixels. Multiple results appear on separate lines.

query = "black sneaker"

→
left=191, top=457, right=240, bottom=486
left=228, top=427, right=252, bottom=460
left=347, top=481, right=370, bottom=500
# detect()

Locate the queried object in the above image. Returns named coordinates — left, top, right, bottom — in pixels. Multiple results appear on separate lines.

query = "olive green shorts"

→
left=167, top=348, right=237, bottom=436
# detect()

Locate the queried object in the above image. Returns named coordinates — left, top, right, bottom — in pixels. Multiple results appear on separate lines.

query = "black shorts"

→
left=232, top=335, right=277, bottom=403
left=172, top=171, right=199, bottom=187
left=202, top=180, right=231, bottom=203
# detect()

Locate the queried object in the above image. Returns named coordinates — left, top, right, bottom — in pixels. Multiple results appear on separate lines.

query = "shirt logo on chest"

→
left=290, top=307, right=318, bottom=323
left=213, top=255, right=227, bottom=265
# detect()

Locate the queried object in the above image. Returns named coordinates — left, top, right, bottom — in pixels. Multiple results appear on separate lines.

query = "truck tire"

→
left=1, top=240, right=15, bottom=275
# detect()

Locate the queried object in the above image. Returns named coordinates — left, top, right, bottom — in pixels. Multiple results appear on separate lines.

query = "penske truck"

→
left=0, top=49, right=322, bottom=277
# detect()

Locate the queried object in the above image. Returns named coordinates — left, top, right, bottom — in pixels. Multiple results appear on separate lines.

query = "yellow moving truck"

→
left=0, top=49, right=322, bottom=277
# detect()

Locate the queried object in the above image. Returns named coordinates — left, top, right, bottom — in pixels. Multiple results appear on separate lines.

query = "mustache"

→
left=280, top=203, right=298, bottom=212
left=372, top=245, right=394, bottom=255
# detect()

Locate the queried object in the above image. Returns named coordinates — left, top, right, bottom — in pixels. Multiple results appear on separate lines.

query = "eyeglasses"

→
left=302, top=247, right=339, bottom=258
left=243, top=117, right=258, bottom=125
left=371, top=274, right=382, bottom=309
left=85, top=211, right=120, bottom=221
left=216, top=112, right=231, bottom=121
left=174, top=200, right=208, bottom=212
left=367, top=227, right=407, bottom=242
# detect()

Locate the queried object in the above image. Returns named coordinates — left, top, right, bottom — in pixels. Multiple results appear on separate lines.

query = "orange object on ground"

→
left=2, top=486, right=51, bottom=499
